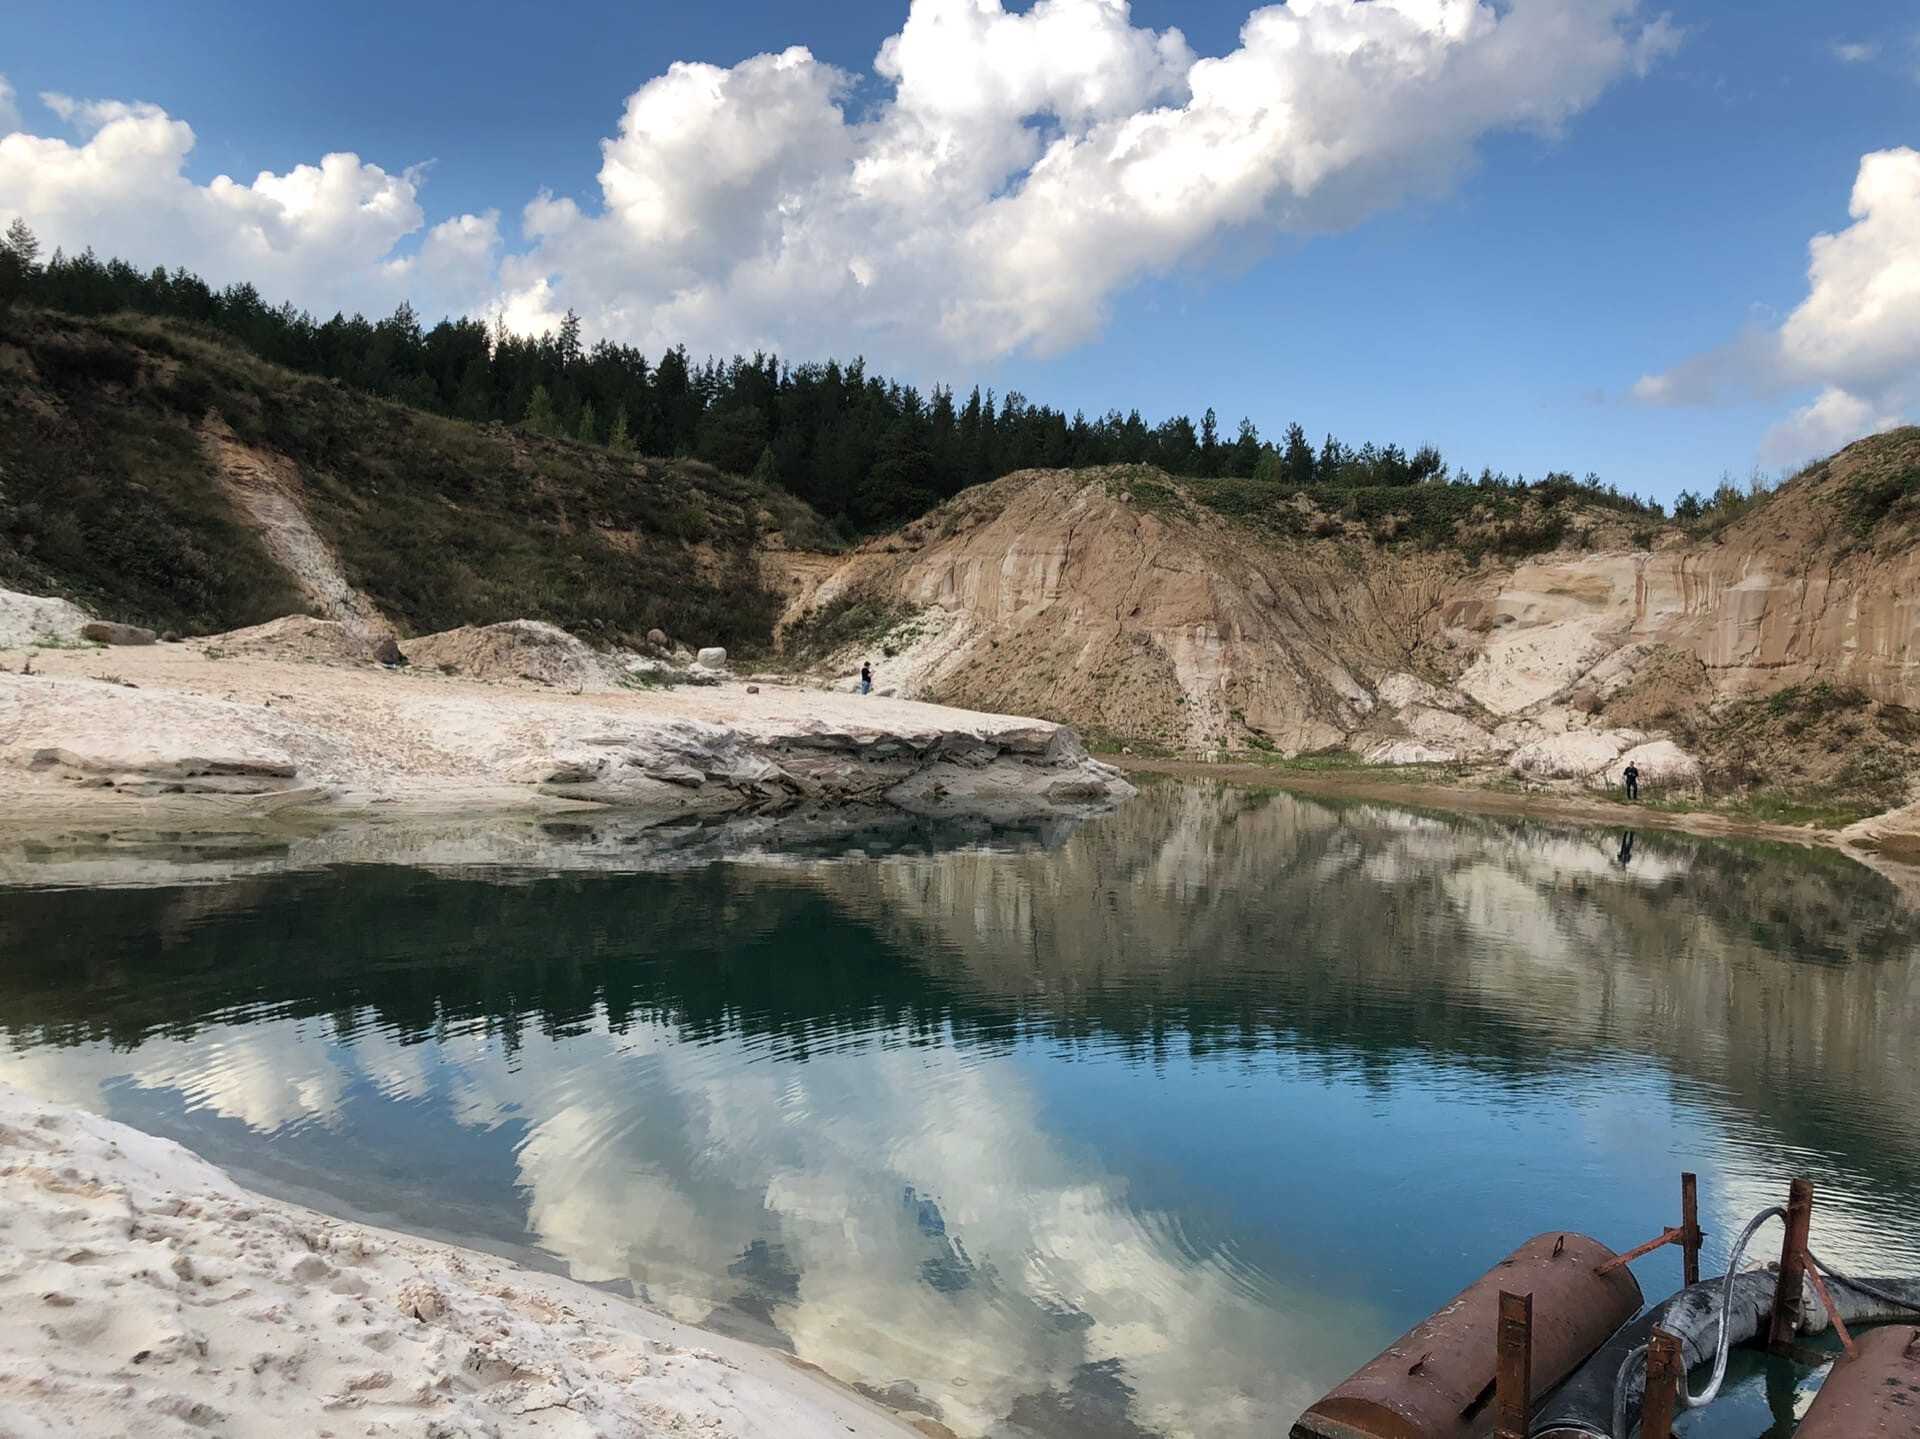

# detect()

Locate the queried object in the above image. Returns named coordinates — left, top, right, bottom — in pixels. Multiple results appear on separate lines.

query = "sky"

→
left=2, top=0, right=1916, bottom=504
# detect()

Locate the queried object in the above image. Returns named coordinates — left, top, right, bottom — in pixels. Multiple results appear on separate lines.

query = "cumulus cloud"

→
left=0, top=75, right=19, bottom=135
left=1636, top=148, right=1920, bottom=464
left=0, top=0, right=1673, bottom=365
left=502, top=0, right=1677, bottom=361
left=1830, top=40, right=1878, bottom=64
left=0, top=90, right=499, bottom=318
left=1758, top=387, right=1903, bottom=467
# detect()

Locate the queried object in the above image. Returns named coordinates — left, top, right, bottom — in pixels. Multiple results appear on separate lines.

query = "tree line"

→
left=1, top=226, right=1666, bottom=531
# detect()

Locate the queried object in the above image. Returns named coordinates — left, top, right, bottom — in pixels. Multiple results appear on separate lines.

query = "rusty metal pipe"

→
left=1292, top=1234, right=1642, bottom=1439
left=1533, top=1264, right=1920, bottom=1439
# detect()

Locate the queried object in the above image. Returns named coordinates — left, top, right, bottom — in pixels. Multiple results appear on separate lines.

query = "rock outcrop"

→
left=0, top=651, right=1133, bottom=827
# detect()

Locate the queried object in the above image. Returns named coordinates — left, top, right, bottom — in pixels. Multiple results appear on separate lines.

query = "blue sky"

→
left=3, top=0, right=1917, bottom=503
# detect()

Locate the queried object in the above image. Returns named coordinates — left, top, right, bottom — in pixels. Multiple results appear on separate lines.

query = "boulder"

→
left=1400, top=704, right=1496, bottom=755
left=1610, top=740, right=1702, bottom=789
left=1376, top=672, right=1462, bottom=713
left=0, top=588, right=93, bottom=649
left=646, top=628, right=671, bottom=650
left=696, top=647, right=728, bottom=670
left=1365, top=741, right=1459, bottom=766
left=1507, top=731, right=1624, bottom=780
left=80, top=621, right=157, bottom=647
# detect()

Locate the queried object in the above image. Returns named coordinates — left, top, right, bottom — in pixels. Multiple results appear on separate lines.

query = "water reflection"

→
left=2, top=783, right=1919, bottom=1438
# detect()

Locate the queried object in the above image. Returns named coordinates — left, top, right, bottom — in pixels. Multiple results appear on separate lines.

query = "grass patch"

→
left=24, top=632, right=104, bottom=650
left=780, top=586, right=922, bottom=665
left=1841, top=456, right=1920, bottom=541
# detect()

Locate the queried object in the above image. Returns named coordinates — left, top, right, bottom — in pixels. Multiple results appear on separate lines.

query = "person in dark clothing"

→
left=1616, top=830, right=1636, bottom=867
left=860, top=661, right=873, bottom=696
left=1623, top=762, right=1640, bottom=801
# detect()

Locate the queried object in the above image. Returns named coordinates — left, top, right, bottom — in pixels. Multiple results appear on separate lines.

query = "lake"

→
left=3, top=781, right=1918, bottom=1438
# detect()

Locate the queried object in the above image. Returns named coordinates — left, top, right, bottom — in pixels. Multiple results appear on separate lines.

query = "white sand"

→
left=0, top=1084, right=933, bottom=1439
left=0, top=628, right=1131, bottom=826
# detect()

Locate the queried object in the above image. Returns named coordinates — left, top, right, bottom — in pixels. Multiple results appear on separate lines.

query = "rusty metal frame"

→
left=1641, top=1328, right=1684, bottom=1439
left=1596, top=1173, right=1707, bottom=1281
left=1769, top=1178, right=1814, bottom=1354
left=1801, top=1250, right=1858, bottom=1361
left=1680, top=1172, right=1702, bottom=1287
left=1494, top=1291, right=1532, bottom=1439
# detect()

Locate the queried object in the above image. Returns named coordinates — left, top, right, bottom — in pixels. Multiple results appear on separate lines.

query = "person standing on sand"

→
left=1623, top=762, right=1640, bottom=801
left=860, top=661, right=873, bottom=696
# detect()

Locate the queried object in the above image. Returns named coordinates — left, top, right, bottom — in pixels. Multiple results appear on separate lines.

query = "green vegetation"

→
left=1670, top=468, right=1780, bottom=537
left=1109, top=468, right=1657, bottom=559
left=779, top=586, right=922, bottom=665
left=3, top=228, right=1663, bottom=537
left=1, top=309, right=794, bottom=649
left=1837, top=447, right=1920, bottom=540
left=1672, top=682, right=1918, bottom=827
left=0, top=327, right=310, bottom=632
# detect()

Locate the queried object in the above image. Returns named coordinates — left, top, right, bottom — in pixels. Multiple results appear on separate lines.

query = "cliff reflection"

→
left=2, top=783, right=1917, bottom=1439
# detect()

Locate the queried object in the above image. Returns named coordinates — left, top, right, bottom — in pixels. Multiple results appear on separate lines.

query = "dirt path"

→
left=1103, top=754, right=1908, bottom=858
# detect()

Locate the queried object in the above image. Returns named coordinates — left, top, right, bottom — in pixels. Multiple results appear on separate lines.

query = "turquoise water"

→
left=2, top=782, right=1918, bottom=1437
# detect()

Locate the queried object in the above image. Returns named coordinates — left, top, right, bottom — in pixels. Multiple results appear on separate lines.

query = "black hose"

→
left=1809, top=1250, right=1920, bottom=1317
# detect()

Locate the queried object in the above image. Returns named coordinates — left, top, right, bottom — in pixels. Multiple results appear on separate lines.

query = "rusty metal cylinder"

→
left=1291, top=1233, right=1644, bottom=1439
left=1795, top=1325, right=1920, bottom=1439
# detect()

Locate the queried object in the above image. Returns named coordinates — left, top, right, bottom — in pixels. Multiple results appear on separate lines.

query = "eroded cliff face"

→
left=782, top=472, right=1472, bottom=754
left=781, top=432, right=1920, bottom=798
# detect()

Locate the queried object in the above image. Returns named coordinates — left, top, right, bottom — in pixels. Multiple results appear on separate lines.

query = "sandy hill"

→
left=776, top=434, right=1920, bottom=823
left=0, top=309, right=832, bottom=653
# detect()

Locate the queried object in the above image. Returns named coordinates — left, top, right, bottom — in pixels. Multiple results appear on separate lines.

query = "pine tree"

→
left=557, top=309, right=583, bottom=370
left=1280, top=424, right=1314, bottom=487
left=1199, top=408, right=1221, bottom=477
left=4, top=218, right=40, bottom=268
left=575, top=400, right=598, bottom=445
left=1230, top=417, right=1261, bottom=478
left=607, top=404, right=634, bottom=455
left=522, top=383, right=561, bottom=437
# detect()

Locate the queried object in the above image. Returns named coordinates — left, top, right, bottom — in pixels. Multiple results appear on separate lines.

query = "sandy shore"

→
left=1106, top=754, right=1920, bottom=863
left=0, top=1083, right=936, bottom=1439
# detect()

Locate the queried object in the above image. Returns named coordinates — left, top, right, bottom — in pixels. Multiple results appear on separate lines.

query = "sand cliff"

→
left=773, top=431, right=1920, bottom=839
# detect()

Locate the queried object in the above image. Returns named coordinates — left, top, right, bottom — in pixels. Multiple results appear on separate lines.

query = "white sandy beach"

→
left=0, top=1083, right=937, bottom=1439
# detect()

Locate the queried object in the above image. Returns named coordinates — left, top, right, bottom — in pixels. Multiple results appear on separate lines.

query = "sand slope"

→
left=0, top=1084, right=929, bottom=1439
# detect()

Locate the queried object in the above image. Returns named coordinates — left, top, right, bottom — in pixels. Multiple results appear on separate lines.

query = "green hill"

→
left=0, top=309, right=829, bottom=649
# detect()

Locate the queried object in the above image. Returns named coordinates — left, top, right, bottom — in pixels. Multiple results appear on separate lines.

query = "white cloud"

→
left=0, top=91, right=498, bottom=318
left=503, top=0, right=1677, bottom=362
left=0, top=0, right=1674, bottom=366
left=1830, top=40, right=1878, bottom=64
left=0, top=75, right=19, bottom=135
left=1636, top=148, right=1920, bottom=463
left=1759, top=387, right=1903, bottom=467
